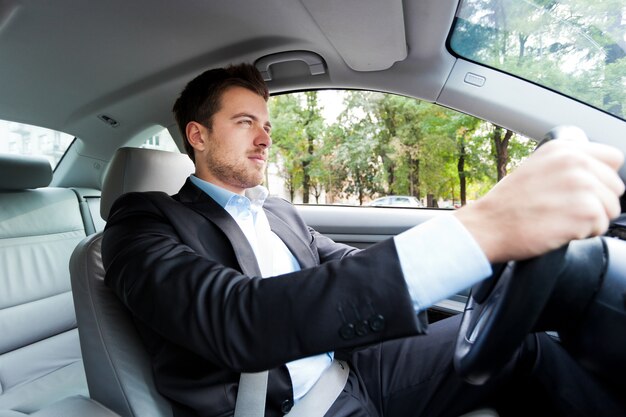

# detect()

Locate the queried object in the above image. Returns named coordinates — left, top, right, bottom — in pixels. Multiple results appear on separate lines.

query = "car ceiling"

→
left=0, top=0, right=454, bottom=143
left=2, top=0, right=625, bottom=189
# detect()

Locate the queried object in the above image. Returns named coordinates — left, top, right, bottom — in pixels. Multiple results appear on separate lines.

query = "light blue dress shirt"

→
left=188, top=175, right=492, bottom=400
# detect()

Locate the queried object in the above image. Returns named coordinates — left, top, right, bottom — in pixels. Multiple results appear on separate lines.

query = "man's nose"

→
left=255, top=126, right=272, bottom=148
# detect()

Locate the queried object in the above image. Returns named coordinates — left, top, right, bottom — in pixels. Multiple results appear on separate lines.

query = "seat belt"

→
left=234, top=198, right=272, bottom=417
left=234, top=360, right=349, bottom=417
left=233, top=192, right=348, bottom=416
left=286, top=360, right=349, bottom=417
left=234, top=371, right=269, bottom=417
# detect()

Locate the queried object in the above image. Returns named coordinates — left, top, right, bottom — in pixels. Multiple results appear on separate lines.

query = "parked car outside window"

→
left=368, top=195, right=423, bottom=208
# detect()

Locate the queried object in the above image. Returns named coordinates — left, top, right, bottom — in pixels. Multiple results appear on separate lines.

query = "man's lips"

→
left=248, top=154, right=266, bottom=163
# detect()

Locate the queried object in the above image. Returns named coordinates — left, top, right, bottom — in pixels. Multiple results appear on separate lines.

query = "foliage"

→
left=270, top=90, right=534, bottom=206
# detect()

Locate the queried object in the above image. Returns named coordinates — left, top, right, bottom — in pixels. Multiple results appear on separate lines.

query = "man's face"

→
left=194, top=86, right=272, bottom=194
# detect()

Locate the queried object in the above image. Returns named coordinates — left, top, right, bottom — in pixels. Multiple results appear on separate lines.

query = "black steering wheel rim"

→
left=453, top=245, right=569, bottom=385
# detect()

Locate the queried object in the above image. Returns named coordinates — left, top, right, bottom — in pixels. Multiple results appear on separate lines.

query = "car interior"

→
left=0, top=0, right=625, bottom=416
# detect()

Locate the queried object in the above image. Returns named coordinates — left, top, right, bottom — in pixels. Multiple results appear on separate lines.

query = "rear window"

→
left=0, top=119, right=74, bottom=168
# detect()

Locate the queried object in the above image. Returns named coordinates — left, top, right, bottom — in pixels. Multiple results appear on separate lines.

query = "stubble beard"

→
left=205, top=151, right=265, bottom=190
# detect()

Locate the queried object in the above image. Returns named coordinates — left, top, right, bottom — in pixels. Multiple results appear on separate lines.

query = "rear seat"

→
left=0, top=154, right=90, bottom=415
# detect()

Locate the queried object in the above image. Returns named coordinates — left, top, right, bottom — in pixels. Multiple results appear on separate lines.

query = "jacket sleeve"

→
left=102, top=192, right=425, bottom=372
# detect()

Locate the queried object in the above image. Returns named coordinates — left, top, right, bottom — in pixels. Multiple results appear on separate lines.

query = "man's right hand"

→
left=454, top=139, right=625, bottom=263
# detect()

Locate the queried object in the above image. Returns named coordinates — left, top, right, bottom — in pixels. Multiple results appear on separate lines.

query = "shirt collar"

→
left=244, top=184, right=269, bottom=210
left=189, top=174, right=269, bottom=210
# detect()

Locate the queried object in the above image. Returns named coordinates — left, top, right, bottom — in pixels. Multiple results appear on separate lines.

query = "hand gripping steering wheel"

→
left=453, top=126, right=606, bottom=385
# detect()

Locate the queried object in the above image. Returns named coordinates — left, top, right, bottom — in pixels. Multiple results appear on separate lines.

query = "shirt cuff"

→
left=393, top=213, right=492, bottom=312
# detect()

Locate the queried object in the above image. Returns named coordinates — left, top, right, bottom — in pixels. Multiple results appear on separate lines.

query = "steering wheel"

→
left=453, top=125, right=609, bottom=385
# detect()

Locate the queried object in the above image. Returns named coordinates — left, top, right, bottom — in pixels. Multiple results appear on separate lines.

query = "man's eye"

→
left=239, top=119, right=252, bottom=127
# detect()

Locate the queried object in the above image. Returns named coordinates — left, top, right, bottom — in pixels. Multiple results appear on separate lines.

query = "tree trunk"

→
left=301, top=134, right=315, bottom=203
left=427, top=194, right=437, bottom=208
left=288, top=174, right=295, bottom=202
left=414, top=159, right=420, bottom=199
left=408, top=156, right=415, bottom=197
left=457, top=139, right=466, bottom=206
left=302, top=161, right=310, bottom=204
left=385, top=158, right=395, bottom=194
left=492, top=126, right=512, bottom=182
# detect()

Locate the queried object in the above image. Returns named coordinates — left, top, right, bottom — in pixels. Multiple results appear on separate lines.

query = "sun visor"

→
left=300, top=0, right=407, bottom=71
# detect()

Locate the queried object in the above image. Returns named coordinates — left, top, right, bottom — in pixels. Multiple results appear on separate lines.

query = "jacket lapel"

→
left=176, top=179, right=318, bottom=274
left=175, top=179, right=262, bottom=277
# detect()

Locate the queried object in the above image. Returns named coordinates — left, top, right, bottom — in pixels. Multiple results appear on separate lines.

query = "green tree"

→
left=331, top=94, right=382, bottom=205
left=269, top=94, right=304, bottom=201
left=271, top=89, right=533, bottom=206
left=269, top=92, right=326, bottom=202
left=301, top=92, right=324, bottom=203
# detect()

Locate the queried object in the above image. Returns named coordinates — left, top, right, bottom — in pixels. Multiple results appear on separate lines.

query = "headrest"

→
left=100, top=147, right=194, bottom=221
left=0, top=154, right=52, bottom=190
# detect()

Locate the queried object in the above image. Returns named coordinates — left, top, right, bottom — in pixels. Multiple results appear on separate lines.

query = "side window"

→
left=268, top=90, right=535, bottom=208
left=0, top=118, right=74, bottom=168
left=139, top=127, right=179, bottom=152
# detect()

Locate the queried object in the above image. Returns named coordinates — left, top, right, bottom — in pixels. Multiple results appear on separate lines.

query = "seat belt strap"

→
left=233, top=360, right=349, bottom=417
left=233, top=371, right=269, bottom=417
left=286, top=360, right=349, bottom=417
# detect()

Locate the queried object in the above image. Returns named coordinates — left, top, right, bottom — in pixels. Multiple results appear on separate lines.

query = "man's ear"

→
left=186, top=121, right=207, bottom=152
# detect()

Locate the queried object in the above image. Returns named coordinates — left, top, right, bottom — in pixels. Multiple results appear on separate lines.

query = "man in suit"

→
left=102, top=64, right=625, bottom=417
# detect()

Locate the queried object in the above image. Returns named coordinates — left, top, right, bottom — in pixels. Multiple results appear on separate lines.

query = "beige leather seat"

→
left=69, top=147, right=193, bottom=417
left=0, top=154, right=89, bottom=416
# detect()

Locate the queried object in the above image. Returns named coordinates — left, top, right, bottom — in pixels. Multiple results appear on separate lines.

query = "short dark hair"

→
left=172, top=63, right=269, bottom=162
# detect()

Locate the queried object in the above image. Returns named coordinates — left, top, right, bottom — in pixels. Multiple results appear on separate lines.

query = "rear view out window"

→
left=0, top=119, right=74, bottom=168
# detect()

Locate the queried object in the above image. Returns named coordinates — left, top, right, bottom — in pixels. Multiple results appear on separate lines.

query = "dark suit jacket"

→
left=102, top=179, right=426, bottom=417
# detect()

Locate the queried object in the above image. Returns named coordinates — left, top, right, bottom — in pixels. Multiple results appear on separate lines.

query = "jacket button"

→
left=369, top=314, right=385, bottom=332
left=355, top=319, right=369, bottom=336
left=339, top=323, right=355, bottom=340
left=281, top=399, right=294, bottom=414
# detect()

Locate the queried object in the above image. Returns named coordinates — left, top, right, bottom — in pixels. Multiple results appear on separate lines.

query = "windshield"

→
left=0, top=119, right=74, bottom=169
left=449, top=0, right=626, bottom=121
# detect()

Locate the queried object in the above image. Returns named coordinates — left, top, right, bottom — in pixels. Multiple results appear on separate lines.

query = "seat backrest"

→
left=70, top=147, right=193, bottom=417
left=0, top=154, right=88, bottom=414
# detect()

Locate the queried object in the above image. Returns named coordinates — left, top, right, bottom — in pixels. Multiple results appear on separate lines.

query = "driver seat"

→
left=69, top=147, right=194, bottom=417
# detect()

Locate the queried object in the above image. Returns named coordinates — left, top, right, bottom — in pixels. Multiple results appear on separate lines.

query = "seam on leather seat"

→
left=0, top=228, right=85, bottom=241
left=0, top=290, right=75, bottom=312
left=5, top=359, right=83, bottom=392
left=0, top=327, right=79, bottom=357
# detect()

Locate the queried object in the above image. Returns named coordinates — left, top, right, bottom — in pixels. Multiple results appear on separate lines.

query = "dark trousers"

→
left=325, top=314, right=625, bottom=417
